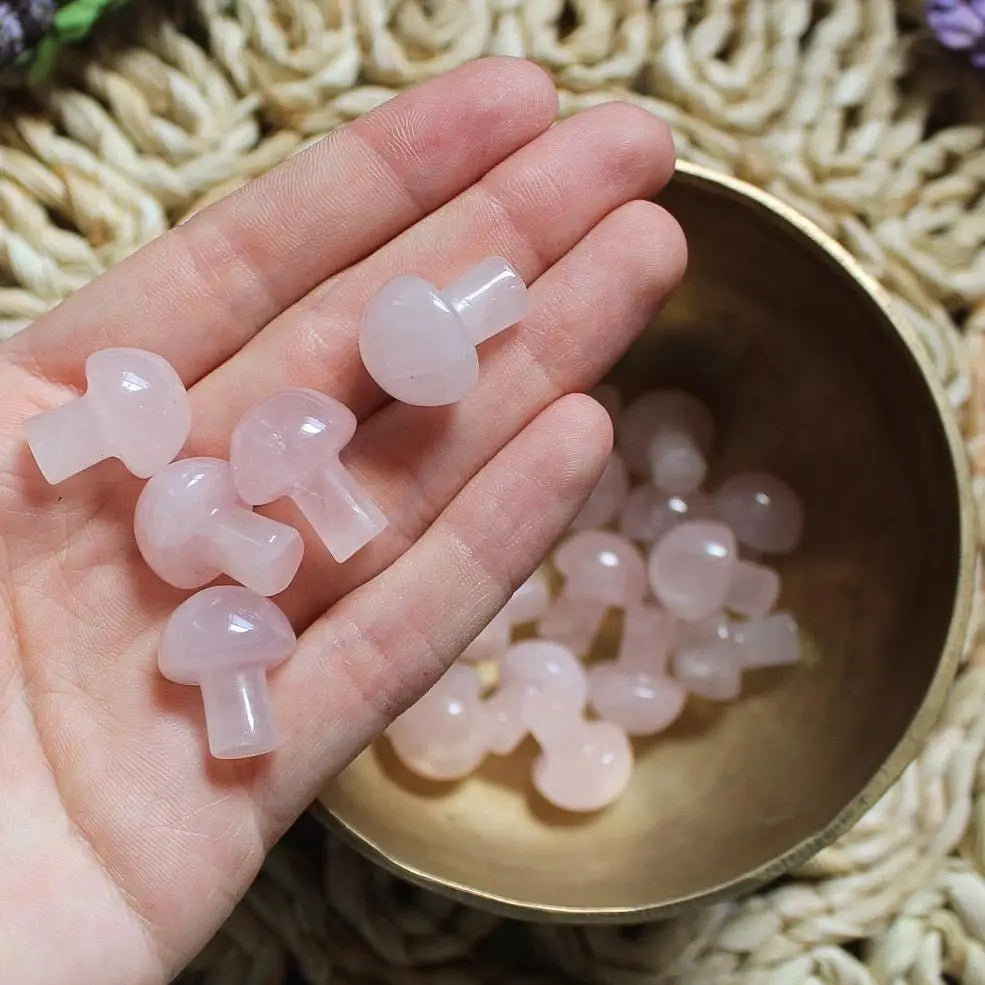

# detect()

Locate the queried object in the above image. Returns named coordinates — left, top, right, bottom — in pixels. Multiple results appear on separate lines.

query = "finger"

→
left=3, top=58, right=559, bottom=386
left=258, top=393, right=611, bottom=823
left=191, top=102, right=676, bottom=445
left=275, top=199, right=686, bottom=625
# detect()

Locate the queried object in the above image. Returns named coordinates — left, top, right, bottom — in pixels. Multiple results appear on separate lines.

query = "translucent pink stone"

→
left=587, top=663, right=687, bottom=736
left=485, top=641, right=587, bottom=756
left=725, top=560, right=781, bottom=619
left=648, top=520, right=737, bottom=621
left=552, top=530, right=648, bottom=605
left=713, top=472, right=804, bottom=554
left=359, top=257, right=529, bottom=406
left=158, top=586, right=297, bottom=759
left=501, top=641, right=587, bottom=702
left=135, top=457, right=304, bottom=596
left=672, top=639, right=742, bottom=702
left=589, top=383, right=622, bottom=421
left=586, top=602, right=684, bottom=736
left=25, top=347, right=191, bottom=484
left=538, top=530, right=646, bottom=654
left=387, top=663, right=490, bottom=781
left=618, top=603, right=677, bottom=672
left=733, top=612, right=801, bottom=669
left=523, top=689, right=633, bottom=812
left=460, top=570, right=551, bottom=664
left=483, top=688, right=528, bottom=756
left=619, top=484, right=714, bottom=545
left=502, top=569, right=551, bottom=625
left=229, top=388, right=387, bottom=563
left=618, top=390, right=714, bottom=490
left=677, top=610, right=731, bottom=651
left=571, top=452, right=630, bottom=530
left=536, top=594, right=605, bottom=656
left=460, top=611, right=511, bottom=664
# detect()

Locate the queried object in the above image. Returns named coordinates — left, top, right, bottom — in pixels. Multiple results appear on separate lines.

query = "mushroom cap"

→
left=229, top=388, right=356, bottom=506
left=359, top=275, right=478, bottom=406
left=587, top=663, right=687, bottom=736
left=531, top=719, right=634, bottom=812
left=499, top=640, right=587, bottom=710
left=86, top=347, right=191, bottom=478
left=158, top=586, right=296, bottom=685
left=386, top=663, right=488, bottom=780
left=618, top=390, right=714, bottom=477
left=647, top=519, right=737, bottom=621
left=713, top=471, right=804, bottom=554
left=553, top=529, right=647, bottom=606
left=134, top=457, right=239, bottom=589
left=500, top=569, right=551, bottom=625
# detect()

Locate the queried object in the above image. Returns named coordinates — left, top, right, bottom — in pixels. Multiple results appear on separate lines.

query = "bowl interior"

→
left=319, top=167, right=970, bottom=920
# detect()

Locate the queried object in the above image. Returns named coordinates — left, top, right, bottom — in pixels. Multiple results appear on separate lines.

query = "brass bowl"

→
left=316, top=162, right=976, bottom=922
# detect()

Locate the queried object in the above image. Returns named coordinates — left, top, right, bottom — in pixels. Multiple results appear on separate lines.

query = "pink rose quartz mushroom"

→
left=135, top=457, right=303, bottom=596
left=676, top=610, right=731, bottom=651
left=618, top=390, right=714, bottom=494
left=587, top=604, right=686, bottom=736
left=484, top=640, right=587, bottom=756
left=158, top=586, right=297, bottom=759
left=26, top=347, right=191, bottom=484
left=672, top=638, right=742, bottom=702
left=617, top=602, right=678, bottom=672
left=619, top=483, right=714, bottom=545
left=724, top=560, right=781, bottom=619
left=387, top=663, right=490, bottom=781
left=522, top=688, right=633, bottom=812
left=713, top=472, right=804, bottom=554
left=648, top=520, right=737, bottom=621
left=229, top=388, right=387, bottom=563
left=733, top=612, right=801, bottom=669
left=359, top=258, right=529, bottom=406
left=587, top=664, right=687, bottom=736
left=538, top=530, right=646, bottom=655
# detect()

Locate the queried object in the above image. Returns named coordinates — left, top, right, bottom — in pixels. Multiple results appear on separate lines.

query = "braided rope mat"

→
left=2, top=0, right=985, bottom=981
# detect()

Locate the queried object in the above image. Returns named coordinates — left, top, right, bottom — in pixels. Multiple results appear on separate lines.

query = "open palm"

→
left=0, top=59, right=684, bottom=984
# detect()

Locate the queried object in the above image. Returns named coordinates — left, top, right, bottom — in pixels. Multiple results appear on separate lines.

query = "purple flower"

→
left=927, top=0, right=985, bottom=67
left=0, top=0, right=56, bottom=66
left=19, top=0, right=56, bottom=38
left=0, top=3, right=27, bottom=64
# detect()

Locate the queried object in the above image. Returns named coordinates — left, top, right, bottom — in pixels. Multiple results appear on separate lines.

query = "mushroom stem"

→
left=445, top=257, right=530, bottom=345
left=291, top=466, right=387, bottom=563
left=199, top=668, right=279, bottom=759
left=25, top=396, right=105, bottom=484
left=521, top=689, right=572, bottom=750
left=212, top=508, right=303, bottom=597
left=536, top=590, right=607, bottom=656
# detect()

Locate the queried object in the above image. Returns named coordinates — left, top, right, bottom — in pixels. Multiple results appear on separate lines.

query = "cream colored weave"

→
left=2, top=1, right=984, bottom=982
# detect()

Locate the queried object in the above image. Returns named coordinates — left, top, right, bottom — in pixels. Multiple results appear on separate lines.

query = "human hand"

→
left=0, top=58, right=684, bottom=984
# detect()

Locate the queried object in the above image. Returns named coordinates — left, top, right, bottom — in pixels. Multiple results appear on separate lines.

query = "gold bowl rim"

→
left=317, top=160, right=977, bottom=922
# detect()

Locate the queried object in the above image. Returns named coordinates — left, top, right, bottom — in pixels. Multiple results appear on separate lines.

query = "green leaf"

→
left=16, top=0, right=134, bottom=84
left=55, top=0, right=123, bottom=43
left=27, top=35, right=62, bottom=85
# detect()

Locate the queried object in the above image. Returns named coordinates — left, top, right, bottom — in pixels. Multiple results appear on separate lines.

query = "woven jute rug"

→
left=2, top=1, right=984, bottom=981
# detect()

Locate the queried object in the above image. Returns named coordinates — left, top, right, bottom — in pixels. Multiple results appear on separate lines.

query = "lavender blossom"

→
left=20, top=0, right=57, bottom=37
left=0, top=2, right=27, bottom=64
left=0, top=0, right=56, bottom=66
left=927, top=0, right=985, bottom=67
